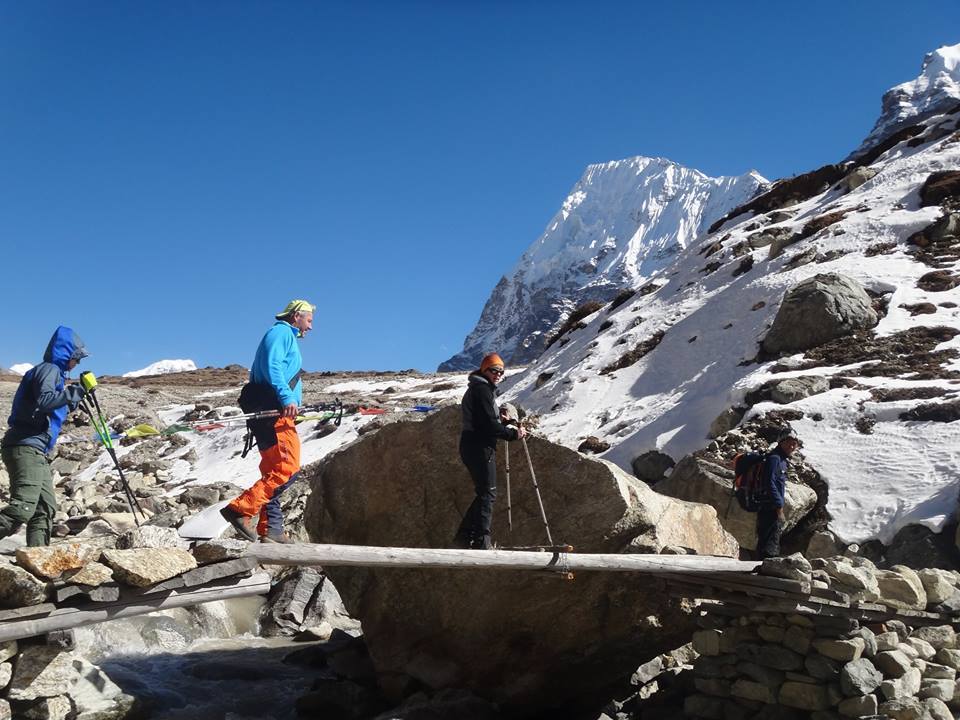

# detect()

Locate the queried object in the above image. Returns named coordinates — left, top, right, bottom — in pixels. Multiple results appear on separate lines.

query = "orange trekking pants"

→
left=228, top=417, right=300, bottom=535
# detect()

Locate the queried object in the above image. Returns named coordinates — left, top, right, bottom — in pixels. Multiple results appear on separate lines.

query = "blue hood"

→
left=43, top=326, right=88, bottom=372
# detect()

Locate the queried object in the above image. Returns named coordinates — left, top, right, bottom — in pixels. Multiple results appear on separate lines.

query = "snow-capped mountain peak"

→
left=123, top=359, right=198, bottom=378
left=855, top=42, right=960, bottom=155
left=439, top=156, right=767, bottom=370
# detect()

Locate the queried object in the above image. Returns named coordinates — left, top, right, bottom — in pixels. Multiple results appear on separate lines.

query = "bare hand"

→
left=282, top=403, right=299, bottom=419
left=517, top=426, right=527, bottom=440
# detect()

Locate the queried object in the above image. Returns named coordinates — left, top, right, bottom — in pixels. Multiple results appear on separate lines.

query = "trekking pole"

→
left=80, top=372, right=147, bottom=525
left=505, top=442, right=513, bottom=533
left=519, top=436, right=553, bottom=546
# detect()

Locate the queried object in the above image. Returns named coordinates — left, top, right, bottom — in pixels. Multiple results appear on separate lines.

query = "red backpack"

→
left=732, top=452, right=768, bottom=512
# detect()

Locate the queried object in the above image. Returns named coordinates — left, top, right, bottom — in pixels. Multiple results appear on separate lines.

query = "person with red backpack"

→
left=756, top=428, right=801, bottom=559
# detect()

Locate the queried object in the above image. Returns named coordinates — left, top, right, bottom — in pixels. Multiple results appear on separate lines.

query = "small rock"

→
left=192, top=539, right=249, bottom=564
left=116, top=525, right=190, bottom=550
left=99, top=548, right=197, bottom=587
left=15, top=543, right=100, bottom=580
left=840, top=657, right=882, bottom=696
left=0, top=564, right=49, bottom=607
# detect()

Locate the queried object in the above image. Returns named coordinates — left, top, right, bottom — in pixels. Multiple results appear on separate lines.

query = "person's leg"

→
left=0, top=446, right=48, bottom=539
left=258, top=472, right=299, bottom=539
left=229, top=418, right=300, bottom=518
left=756, top=508, right=782, bottom=559
left=473, top=448, right=497, bottom=549
left=455, top=441, right=488, bottom=547
left=26, top=466, right=57, bottom=547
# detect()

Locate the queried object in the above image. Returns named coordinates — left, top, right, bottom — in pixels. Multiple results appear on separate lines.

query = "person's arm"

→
left=477, top=385, right=518, bottom=441
left=761, top=455, right=786, bottom=510
left=33, top=365, right=81, bottom=413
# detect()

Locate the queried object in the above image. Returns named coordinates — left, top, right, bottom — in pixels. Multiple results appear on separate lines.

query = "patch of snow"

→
left=10, top=363, right=32, bottom=375
left=123, top=359, right=198, bottom=378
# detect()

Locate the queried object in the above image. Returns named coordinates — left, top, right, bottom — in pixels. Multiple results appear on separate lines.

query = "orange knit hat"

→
left=480, top=353, right=505, bottom=372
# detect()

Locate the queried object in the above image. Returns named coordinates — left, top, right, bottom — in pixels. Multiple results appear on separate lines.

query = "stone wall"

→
left=683, top=554, right=960, bottom=720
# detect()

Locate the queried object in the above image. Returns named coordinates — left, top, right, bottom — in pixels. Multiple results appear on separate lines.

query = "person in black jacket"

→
left=453, top=352, right=525, bottom=550
left=756, top=428, right=800, bottom=559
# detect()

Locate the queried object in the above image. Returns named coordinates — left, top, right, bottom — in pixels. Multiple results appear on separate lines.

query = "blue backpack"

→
left=732, top=452, right=768, bottom=512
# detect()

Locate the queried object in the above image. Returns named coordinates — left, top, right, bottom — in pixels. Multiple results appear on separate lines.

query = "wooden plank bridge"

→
left=0, top=543, right=954, bottom=643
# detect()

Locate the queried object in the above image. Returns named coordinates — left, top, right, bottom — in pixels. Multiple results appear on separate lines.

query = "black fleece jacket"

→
left=460, top=372, right=519, bottom=449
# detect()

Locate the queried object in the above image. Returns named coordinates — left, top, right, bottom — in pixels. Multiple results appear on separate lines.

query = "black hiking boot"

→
left=470, top=535, right=493, bottom=550
left=219, top=506, right=257, bottom=542
left=452, top=532, right=472, bottom=550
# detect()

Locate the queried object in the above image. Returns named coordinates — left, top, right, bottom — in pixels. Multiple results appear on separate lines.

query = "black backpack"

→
left=732, top=452, right=768, bottom=512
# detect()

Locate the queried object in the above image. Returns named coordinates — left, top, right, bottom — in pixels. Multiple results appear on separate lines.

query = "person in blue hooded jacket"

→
left=1, top=326, right=88, bottom=546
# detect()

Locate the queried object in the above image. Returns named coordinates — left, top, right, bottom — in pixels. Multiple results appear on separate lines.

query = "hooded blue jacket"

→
left=3, top=326, right=88, bottom=455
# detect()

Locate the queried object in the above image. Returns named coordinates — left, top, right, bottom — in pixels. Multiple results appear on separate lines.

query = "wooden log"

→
left=244, top=543, right=758, bottom=574
left=0, top=603, right=57, bottom=623
left=0, top=572, right=271, bottom=643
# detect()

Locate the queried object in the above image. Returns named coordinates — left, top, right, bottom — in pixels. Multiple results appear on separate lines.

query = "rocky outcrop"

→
left=762, top=273, right=879, bottom=355
left=303, top=406, right=737, bottom=711
left=654, top=454, right=817, bottom=551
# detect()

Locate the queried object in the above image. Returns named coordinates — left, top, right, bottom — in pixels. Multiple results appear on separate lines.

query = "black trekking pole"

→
left=519, top=436, right=553, bottom=547
left=505, top=442, right=513, bottom=533
left=80, top=372, right=147, bottom=525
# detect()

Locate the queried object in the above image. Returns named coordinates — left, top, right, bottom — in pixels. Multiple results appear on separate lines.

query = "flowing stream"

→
left=74, top=597, right=325, bottom=720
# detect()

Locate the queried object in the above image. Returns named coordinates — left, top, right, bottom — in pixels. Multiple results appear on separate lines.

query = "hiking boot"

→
left=451, top=533, right=472, bottom=550
left=219, top=506, right=257, bottom=542
left=470, top=535, right=493, bottom=550
left=259, top=531, right=294, bottom=544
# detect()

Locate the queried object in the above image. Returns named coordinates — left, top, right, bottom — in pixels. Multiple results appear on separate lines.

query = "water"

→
left=74, top=598, right=328, bottom=720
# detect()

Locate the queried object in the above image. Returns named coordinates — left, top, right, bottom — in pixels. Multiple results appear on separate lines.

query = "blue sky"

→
left=1, top=2, right=957, bottom=375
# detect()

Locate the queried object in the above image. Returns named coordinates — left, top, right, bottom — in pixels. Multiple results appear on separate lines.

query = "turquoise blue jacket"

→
left=250, top=321, right=303, bottom=408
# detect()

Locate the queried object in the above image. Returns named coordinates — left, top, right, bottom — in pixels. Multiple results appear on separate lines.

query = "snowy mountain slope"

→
left=503, top=103, right=960, bottom=546
left=439, top=158, right=766, bottom=370
left=854, top=42, right=960, bottom=157
left=9, top=363, right=31, bottom=375
left=123, top=359, right=198, bottom=378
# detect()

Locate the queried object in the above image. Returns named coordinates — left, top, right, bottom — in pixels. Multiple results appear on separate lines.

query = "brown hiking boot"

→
left=259, top=531, right=293, bottom=544
left=219, top=506, right=257, bottom=542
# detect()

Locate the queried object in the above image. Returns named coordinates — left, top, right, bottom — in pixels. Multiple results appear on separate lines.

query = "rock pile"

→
left=685, top=553, right=960, bottom=720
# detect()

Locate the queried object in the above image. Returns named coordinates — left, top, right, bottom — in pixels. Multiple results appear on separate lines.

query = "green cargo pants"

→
left=0, top=446, right=56, bottom=547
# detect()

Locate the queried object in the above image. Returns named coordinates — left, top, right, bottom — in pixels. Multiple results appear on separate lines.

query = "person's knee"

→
left=2, top=499, right=38, bottom=525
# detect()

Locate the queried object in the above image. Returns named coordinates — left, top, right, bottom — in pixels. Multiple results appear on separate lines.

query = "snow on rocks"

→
left=503, top=95, right=960, bottom=548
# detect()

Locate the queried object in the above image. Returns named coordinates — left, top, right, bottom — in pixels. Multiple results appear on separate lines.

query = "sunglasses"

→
left=486, top=367, right=505, bottom=376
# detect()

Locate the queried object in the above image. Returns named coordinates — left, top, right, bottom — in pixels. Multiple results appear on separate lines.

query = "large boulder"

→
left=303, top=407, right=737, bottom=712
left=762, top=273, right=878, bottom=355
left=654, top=454, right=817, bottom=551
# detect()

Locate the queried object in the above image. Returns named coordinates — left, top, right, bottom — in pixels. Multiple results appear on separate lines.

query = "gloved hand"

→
left=65, top=383, right=87, bottom=408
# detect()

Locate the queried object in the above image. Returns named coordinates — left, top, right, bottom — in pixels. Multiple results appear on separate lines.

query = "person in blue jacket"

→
left=221, top=299, right=314, bottom=543
left=0, top=327, right=88, bottom=546
left=757, top=428, right=800, bottom=559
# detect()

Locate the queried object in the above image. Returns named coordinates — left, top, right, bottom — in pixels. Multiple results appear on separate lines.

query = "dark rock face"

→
left=708, top=165, right=846, bottom=234
left=762, top=274, right=878, bottom=355
left=302, top=407, right=737, bottom=712
left=631, top=450, right=676, bottom=484
left=919, top=171, right=960, bottom=207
